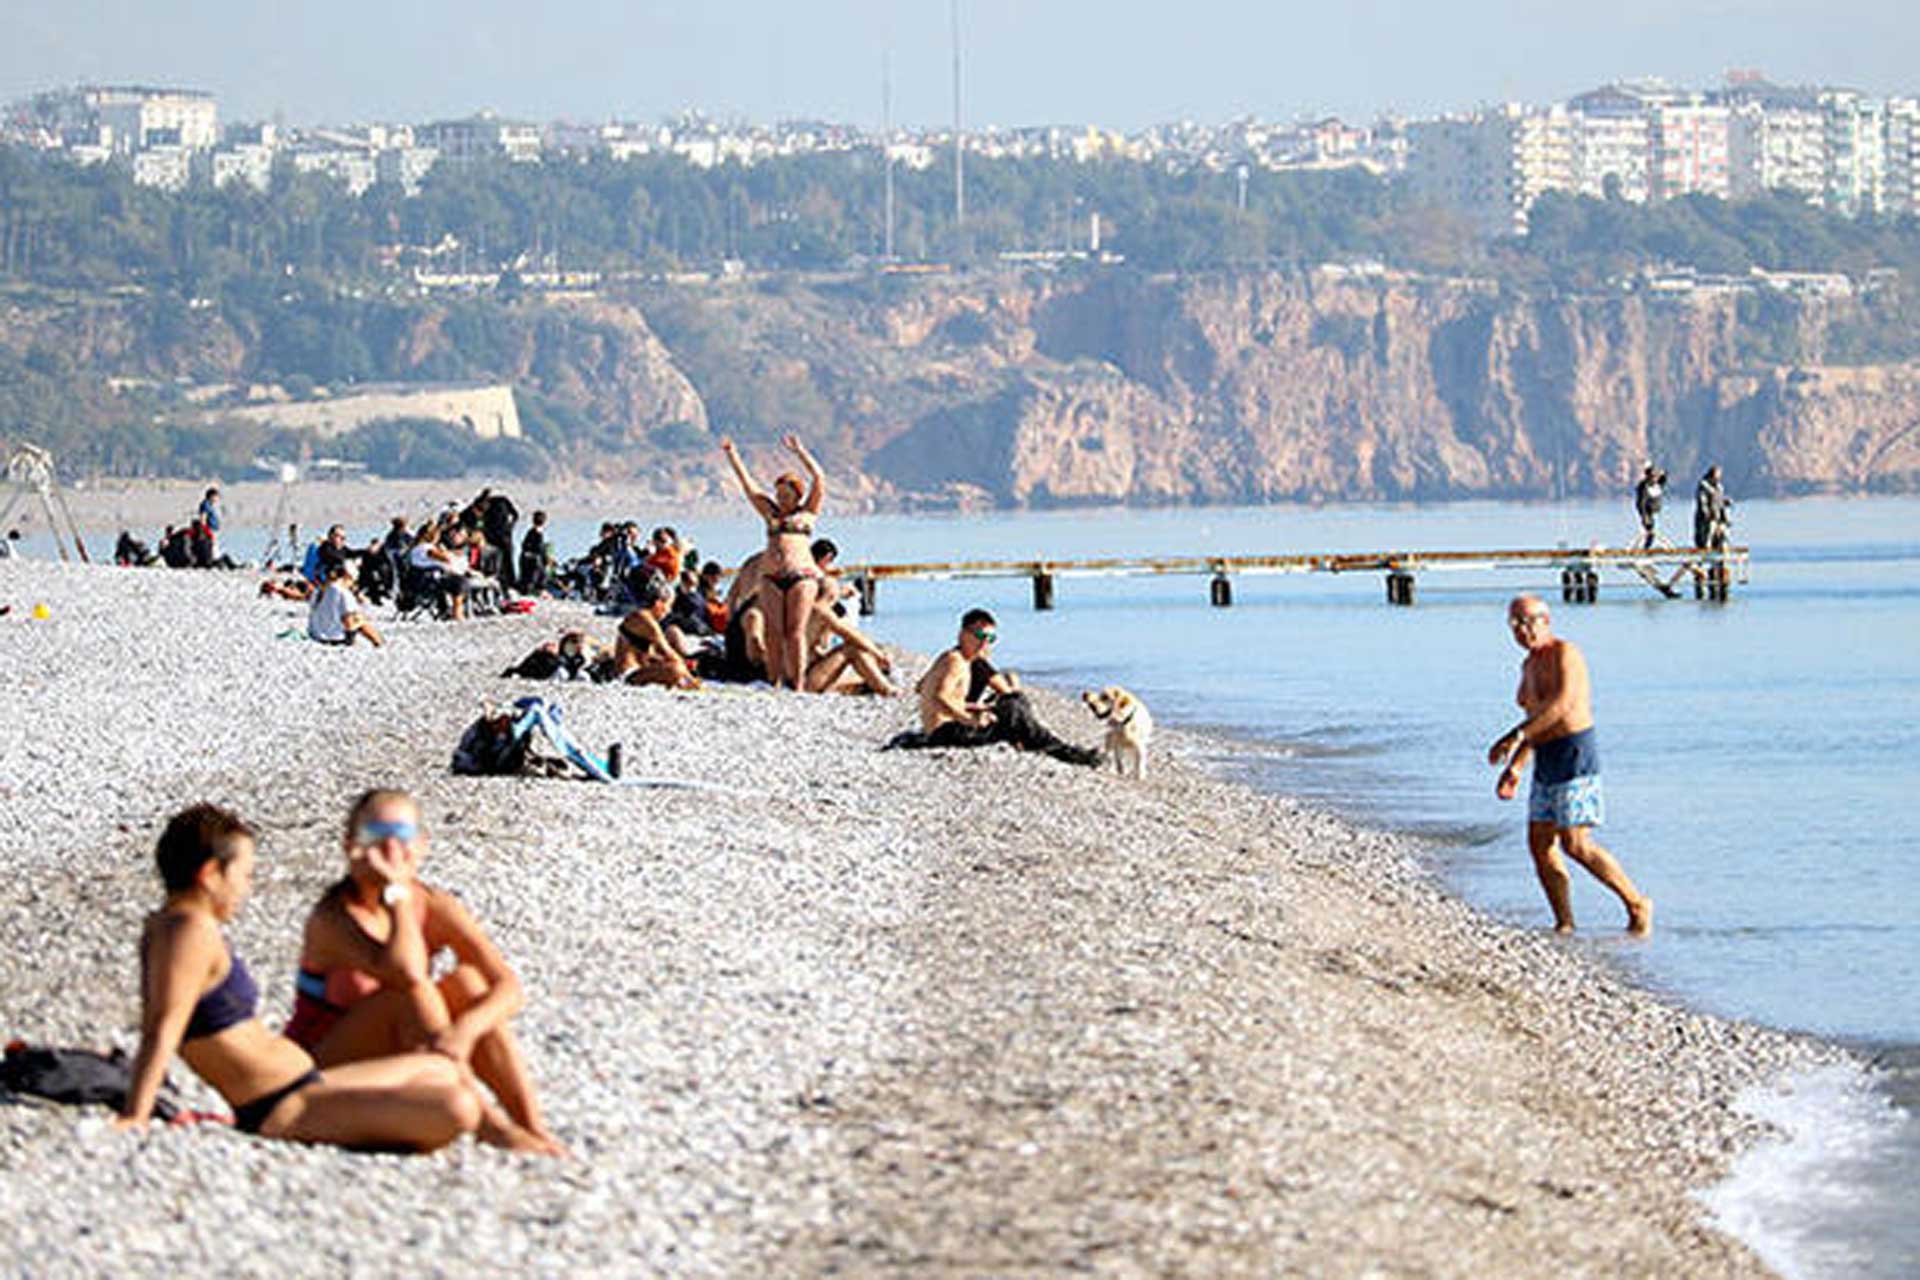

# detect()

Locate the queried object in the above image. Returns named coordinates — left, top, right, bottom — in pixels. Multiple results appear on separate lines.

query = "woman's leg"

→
left=308, top=984, right=449, bottom=1068
left=757, top=581, right=788, bottom=687
left=780, top=579, right=819, bottom=691
left=439, top=966, right=549, bottom=1137
left=262, top=1053, right=479, bottom=1153
left=804, top=646, right=855, bottom=692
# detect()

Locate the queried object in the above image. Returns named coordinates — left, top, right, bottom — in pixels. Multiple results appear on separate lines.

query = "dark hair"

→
left=961, top=608, right=996, bottom=631
left=636, top=570, right=671, bottom=607
left=652, top=526, right=676, bottom=543
left=532, top=510, right=547, bottom=526
left=204, top=486, right=219, bottom=499
left=700, top=559, right=724, bottom=578
left=155, top=805, right=255, bottom=892
left=810, top=538, right=838, bottom=564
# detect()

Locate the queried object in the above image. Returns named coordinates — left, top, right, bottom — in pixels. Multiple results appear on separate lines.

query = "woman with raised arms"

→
left=719, top=432, right=827, bottom=690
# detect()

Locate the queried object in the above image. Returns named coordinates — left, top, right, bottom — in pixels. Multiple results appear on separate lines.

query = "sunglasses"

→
left=355, top=819, right=419, bottom=847
left=970, top=628, right=997, bottom=642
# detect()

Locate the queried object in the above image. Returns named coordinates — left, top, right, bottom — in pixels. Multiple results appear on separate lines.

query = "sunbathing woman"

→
left=719, top=433, right=826, bottom=690
left=283, top=789, right=562, bottom=1154
left=116, top=803, right=484, bottom=1152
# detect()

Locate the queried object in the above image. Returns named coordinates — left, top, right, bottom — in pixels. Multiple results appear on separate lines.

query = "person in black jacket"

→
left=518, top=510, right=551, bottom=595
left=481, top=490, right=519, bottom=592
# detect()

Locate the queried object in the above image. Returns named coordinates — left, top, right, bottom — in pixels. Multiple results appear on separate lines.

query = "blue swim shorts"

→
left=1529, top=772, right=1605, bottom=828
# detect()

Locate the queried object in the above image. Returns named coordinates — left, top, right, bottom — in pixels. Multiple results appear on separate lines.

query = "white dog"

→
left=1082, top=686, right=1154, bottom=779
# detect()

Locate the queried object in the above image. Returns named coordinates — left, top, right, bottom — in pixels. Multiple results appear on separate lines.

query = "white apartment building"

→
left=376, top=146, right=441, bottom=195
left=209, top=144, right=274, bottom=191
left=290, top=150, right=376, bottom=196
left=417, top=113, right=542, bottom=166
left=1406, top=114, right=1517, bottom=237
left=1650, top=99, right=1731, bottom=199
left=1727, top=103, right=1826, bottom=201
left=20, top=84, right=217, bottom=155
left=1885, top=98, right=1920, bottom=216
left=1821, top=90, right=1886, bottom=215
left=1569, top=86, right=1652, bottom=202
left=130, top=146, right=192, bottom=191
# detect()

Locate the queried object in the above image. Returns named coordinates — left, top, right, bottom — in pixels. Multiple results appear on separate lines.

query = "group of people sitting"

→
left=116, top=790, right=563, bottom=1155
left=116, top=487, right=236, bottom=571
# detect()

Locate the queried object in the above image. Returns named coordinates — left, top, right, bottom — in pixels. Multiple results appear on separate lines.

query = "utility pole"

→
left=883, top=48, right=896, bottom=259
left=951, top=0, right=965, bottom=228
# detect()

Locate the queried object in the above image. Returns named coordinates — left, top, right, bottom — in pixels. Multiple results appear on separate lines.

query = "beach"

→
left=0, top=558, right=1837, bottom=1276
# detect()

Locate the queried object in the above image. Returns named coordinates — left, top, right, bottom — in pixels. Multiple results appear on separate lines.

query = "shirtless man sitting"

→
left=903, top=609, right=1098, bottom=765
left=1488, top=595, right=1653, bottom=936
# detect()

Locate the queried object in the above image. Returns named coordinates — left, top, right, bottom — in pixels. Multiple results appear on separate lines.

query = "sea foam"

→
left=1700, top=1062, right=1920, bottom=1280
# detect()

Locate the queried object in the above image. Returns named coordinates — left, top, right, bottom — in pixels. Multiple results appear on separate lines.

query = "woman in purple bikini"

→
left=115, top=804, right=524, bottom=1152
left=719, top=433, right=827, bottom=690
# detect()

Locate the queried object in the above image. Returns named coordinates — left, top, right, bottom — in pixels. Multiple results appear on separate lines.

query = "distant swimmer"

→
left=1488, top=595, right=1653, bottom=936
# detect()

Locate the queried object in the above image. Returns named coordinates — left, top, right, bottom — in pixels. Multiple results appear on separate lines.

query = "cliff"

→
left=8, top=270, right=1919, bottom=502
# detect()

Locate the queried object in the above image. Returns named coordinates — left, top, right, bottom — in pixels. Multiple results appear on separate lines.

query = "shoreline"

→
left=0, top=558, right=1844, bottom=1275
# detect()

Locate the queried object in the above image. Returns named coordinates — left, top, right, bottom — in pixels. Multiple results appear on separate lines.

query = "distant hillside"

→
left=4, top=266, right=1918, bottom=501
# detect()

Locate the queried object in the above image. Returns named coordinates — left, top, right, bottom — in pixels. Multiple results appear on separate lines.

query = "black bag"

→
left=451, top=712, right=533, bottom=776
left=501, top=647, right=564, bottom=681
left=1, top=1041, right=178, bottom=1120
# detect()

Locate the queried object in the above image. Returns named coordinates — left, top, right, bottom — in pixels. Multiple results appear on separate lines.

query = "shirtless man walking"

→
left=1488, top=595, right=1653, bottom=936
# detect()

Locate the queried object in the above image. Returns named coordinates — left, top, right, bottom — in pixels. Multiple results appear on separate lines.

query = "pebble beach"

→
left=0, top=559, right=1839, bottom=1277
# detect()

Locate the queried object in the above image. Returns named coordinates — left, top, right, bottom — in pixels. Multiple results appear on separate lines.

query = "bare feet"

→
left=1553, top=921, right=1575, bottom=936
left=1627, top=896, right=1654, bottom=937
left=479, top=1109, right=568, bottom=1156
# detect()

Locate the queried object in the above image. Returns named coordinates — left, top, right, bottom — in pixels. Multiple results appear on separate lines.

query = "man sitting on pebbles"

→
left=893, top=609, right=1099, bottom=765
left=307, top=562, right=384, bottom=648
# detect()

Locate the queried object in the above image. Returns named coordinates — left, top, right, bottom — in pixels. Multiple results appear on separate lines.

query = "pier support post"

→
left=1707, top=560, right=1730, bottom=603
left=1386, top=571, right=1416, bottom=606
left=857, top=574, right=877, bottom=617
left=1032, top=572, right=1055, bottom=611
left=1562, top=567, right=1599, bottom=604
left=1210, top=574, right=1233, bottom=607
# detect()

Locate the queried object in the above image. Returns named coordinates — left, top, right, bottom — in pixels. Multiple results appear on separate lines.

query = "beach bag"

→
left=1, top=1041, right=178, bottom=1120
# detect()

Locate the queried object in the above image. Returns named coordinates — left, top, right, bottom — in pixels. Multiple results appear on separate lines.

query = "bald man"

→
left=1488, top=595, right=1653, bottom=936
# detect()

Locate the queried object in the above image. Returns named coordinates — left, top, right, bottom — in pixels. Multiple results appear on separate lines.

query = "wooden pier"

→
left=850, top=543, right=1750, bottom=613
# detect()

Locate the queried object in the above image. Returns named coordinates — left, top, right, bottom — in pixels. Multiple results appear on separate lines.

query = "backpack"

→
left=1, top=1041, right=179, bottom=1120
left=451, top=711, right=535, bottom=776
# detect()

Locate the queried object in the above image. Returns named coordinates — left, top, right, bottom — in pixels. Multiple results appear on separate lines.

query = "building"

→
left=1885, top=98, right=1920, bottom=216
left=24, top=85, right=218, bottom=155
left=1649, top=98, right=1731, bottom=200
left=290, top=149, right=376, bottom=196
left=1569, top=85, right=1654, bottom=202
left=416, top=113, right=541, bottom=166
left=1406, top=104, right=1573, bottom=236
left=1727, top=102, right=1826, bottom=201
left=376, top=145, right=441, bottom=195
left=209, top=144, right=275, bottom=191
left=130, top=146, right=192, bottom=191
left=1821, top=90, right=1886, bottom=216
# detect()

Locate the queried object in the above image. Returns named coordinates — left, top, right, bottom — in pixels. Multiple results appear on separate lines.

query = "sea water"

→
left=20, top=492, right=1917, bottom=1272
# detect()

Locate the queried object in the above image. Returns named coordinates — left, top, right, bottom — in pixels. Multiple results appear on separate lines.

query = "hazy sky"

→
left=4, top=1, right=1916, bottom=129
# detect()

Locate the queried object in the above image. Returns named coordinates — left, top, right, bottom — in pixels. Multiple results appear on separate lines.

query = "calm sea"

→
left=16, top=492, right=1917, bottom=1275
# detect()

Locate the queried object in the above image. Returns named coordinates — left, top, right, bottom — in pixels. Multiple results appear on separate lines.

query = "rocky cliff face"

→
left=692, top=269, right=1920, bottom=504
left=13, top=270, right=1919, bottom=502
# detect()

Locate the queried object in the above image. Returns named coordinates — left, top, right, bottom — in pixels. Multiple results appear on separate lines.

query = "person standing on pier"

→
left=1633, top=463, right=1667, bottom=549
left=1488, top=596, right=1653, bottom=936
left=1693, top=466, right=1732, bottom=550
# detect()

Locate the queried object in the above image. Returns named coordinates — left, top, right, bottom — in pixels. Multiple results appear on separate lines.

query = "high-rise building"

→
left=1885, top=98, right=1920, bottom=216
left=1405, top=104, right=1573, bottom=236
left=1727, top=102, right=1826, bottom=201
left=417, top=113, right=542, bottom=167
left=1821, top=90, right=1886, bottom=216
left=1569, top=85, right=1654, bottom=202
left=1649, top=98, right=1731, bottom=200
